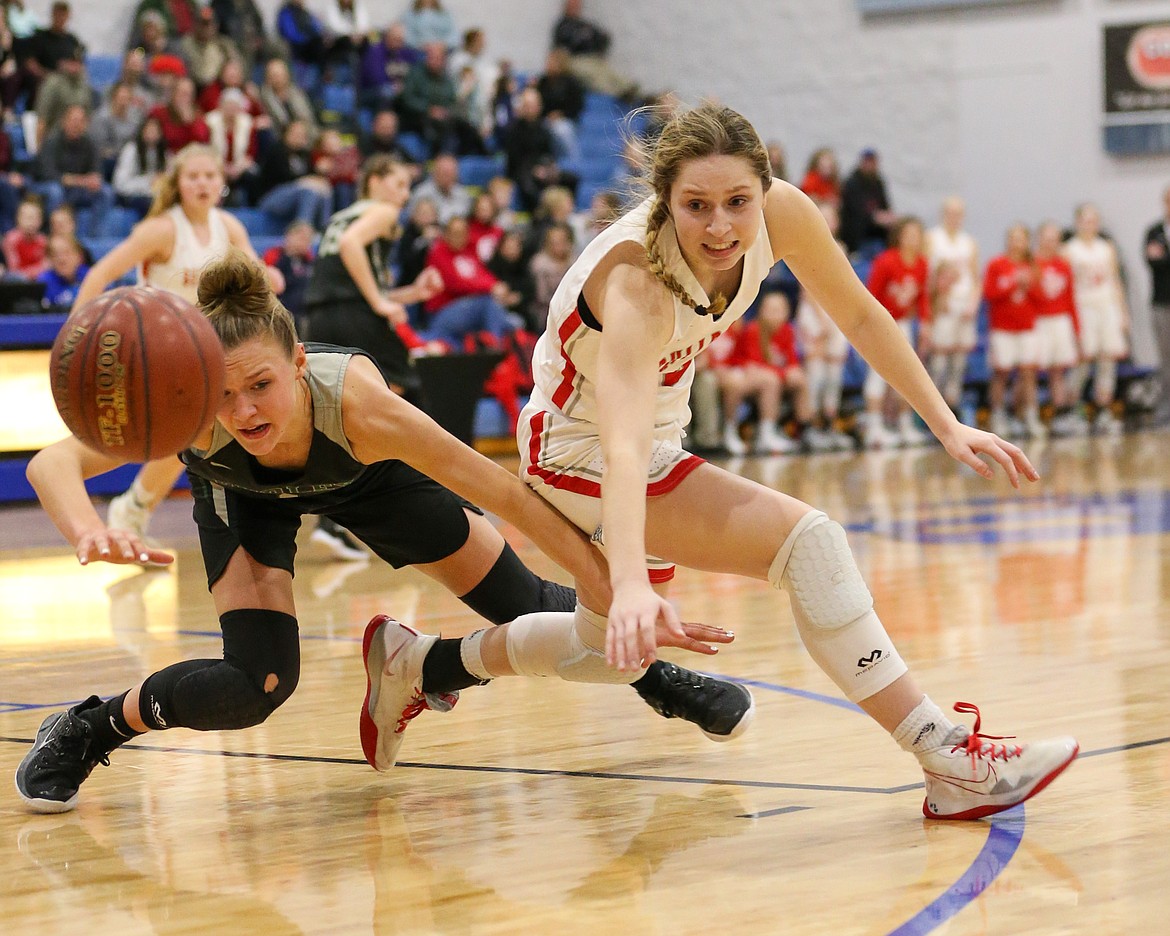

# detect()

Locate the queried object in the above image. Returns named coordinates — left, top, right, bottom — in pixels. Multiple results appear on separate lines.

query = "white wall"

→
left=594, top=0, right=1170, bottom=365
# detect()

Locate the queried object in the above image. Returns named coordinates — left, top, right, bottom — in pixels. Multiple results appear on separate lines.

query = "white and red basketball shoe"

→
left=920, top=702, right=1078, bottom=820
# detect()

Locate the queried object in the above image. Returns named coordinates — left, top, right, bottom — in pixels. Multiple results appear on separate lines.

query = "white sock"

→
left=892, top=696, right=957, bottom=755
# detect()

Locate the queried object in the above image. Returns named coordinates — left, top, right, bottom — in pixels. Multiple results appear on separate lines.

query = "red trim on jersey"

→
left=551, top=309, right=584, bottom=410
left=648, top=566, right=676, bottom=584
left=661, top=360, right=692, bottom=387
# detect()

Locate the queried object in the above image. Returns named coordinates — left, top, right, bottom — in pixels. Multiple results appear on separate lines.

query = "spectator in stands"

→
left=408, top=152, right=470, bottom=224
left=485, top=228, right=535, bottom=327
left=357, top=22, right=420, bottom=111
left=490, top=58, right=517, bottom=134
left=1145, top=184, right=1170, bottom=427
left=0, top=122, right=25, bottom=230
left=263, top=218, right=315, bottom=330
left=453, top=62, right=490, bottom=142
left=132, top=12, right=177, bottom=61
left=5, top=0, right=41, bottom=111
left=551, top=0, right=638, bottom=100
left=128, top=0, right=198, bottom=50
left=864, top=215, right=931, bottom=448
left=112, top=113, right=166, bottom=215
left=359, top=107, right=416, bottom=169
left=840, top=148, right=894, bottom=262
left=799, top=147, right=840, bottom=208
left=486, top=175, right=518, bottom=228
left=399, top=42, right=485, bottom=156
left=33, top=45, right=92, bottom=145
left=321, top=0, right=370, bottom=69
left=526, top=184, right=585, bottom=259
left=403, top=0, right=457, bottom=51
left=256, top=118, right=333, bottom=232
left=1, top=14, right=21, bottom=116
left=29, top=1, right=81, bottom=76
left=766, top=139, right=787, bottom=183
left=206, top=86, right=259, bottom=205
left=259, top=57, right=317, bottom=141
left=148, top=75, right=209, bottom=153
left=177, top=6, right=240, bottom=91
left=114, top=48, right=157, bottom=111
left=313, top=127, right=360, bottom=211
left=467, top=190, right=503, bottom=262
left=449, top=28, right=498, bottom=119
left=528, top=221, right=573, bottom=333
left=500, top=87, right=577, bottom=212
left=145, top=53, right=186, bottom=104
left=90, top=82, right=145, bottom=175
left=47, top=202, right=91, bottom=263
left=32, top=104, right=113, bottom=234
left=397, top=194, right=440, bottom=286
left=581, top=189, right=621, bottom=249
left=210, top=0, right=281, bottom=74
left=277, top=0, right=327, bottom=70
left=198, top=57, right=265, bottom=124
left=423, top=214, right=517, bottom=345
left=2, top=196, right=47, bottom=278
left=537, top=47, right=585, bottom=161
left=36, top=232, right=87, bottom=307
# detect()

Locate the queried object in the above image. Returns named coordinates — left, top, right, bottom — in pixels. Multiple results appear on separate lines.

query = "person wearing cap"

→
left=840, top=147, right=896, bottom=263
left=177, top=7, right=242, bottom=90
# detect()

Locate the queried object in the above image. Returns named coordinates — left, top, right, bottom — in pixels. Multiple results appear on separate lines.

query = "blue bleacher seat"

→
left=397, top=132, right=429, bottom=163
left=86, top=55, right=122, bottom=94
left=458, top=155, right=504, bottom=188
left=93, top=206, right=139, bottom=239
left=232, top=207, right=285, bottom=237
left=251, top=235, right=283, bottom=257
left=321, top=83, right=356, bottom=116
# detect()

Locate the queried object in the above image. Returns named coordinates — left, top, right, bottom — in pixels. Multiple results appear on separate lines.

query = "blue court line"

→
left=738, top=805, right=813, bottom=819
left=705, top=674, right=864, bottom=713
left=887, top=806, right=1026, bottom=936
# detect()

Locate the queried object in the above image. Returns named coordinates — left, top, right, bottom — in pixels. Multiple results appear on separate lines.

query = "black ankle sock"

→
left=421, top=638, right=487, bottom=694
left=76, top=691, right=143, bottom=753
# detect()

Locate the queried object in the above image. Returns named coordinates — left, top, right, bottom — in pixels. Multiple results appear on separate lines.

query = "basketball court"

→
left=1, top=435, right=1167, bottom=934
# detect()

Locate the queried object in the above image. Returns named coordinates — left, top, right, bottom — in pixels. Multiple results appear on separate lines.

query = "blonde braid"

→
left=644, top=197, right=728, bottom=317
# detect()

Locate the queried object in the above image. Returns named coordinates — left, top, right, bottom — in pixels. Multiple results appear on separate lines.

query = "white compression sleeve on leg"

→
left=503, top=606, right=642, bottom=685
left=768, top=511, right=907, bottom=702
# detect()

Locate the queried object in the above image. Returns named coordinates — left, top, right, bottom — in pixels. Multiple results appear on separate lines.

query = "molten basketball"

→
left=50, top=286, right=226, bottom=461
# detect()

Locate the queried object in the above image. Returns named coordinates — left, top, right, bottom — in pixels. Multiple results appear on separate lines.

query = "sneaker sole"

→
left=360, top=615, right=393, bottom=771
left=921, top=742, right=1079, bottom=821
left=14, top=714, right=80, bottom=814
left=701, top=687, right=755, bottom=743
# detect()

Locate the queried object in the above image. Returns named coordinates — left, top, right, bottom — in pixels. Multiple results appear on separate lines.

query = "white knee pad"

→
left=504, top=606, right=642, bottom=685
left=769, top=511, right=907, bottom=702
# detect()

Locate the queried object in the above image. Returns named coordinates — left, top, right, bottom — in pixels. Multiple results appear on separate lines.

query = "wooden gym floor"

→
left=1, top=434, right=1168, bottom=935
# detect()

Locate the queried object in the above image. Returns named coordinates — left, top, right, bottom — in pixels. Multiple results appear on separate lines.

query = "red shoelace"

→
left=396, top=690, right=429, bottom=734
left=952, top=702, right=1023, bottom=762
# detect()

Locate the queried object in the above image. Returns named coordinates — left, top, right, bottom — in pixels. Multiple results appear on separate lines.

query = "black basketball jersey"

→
left=303, top=200, right=395, bottom=307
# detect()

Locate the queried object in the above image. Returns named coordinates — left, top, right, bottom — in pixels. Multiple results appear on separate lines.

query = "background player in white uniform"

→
left=1063, top=203, right=1129, bottom=434
left=925, top=196, right=980, bottom=412
left=68, top=144, right=285, bottom=546
left=515, top=103, right=1077, bottom=820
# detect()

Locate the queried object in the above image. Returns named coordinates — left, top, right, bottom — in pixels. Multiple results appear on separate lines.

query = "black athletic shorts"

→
left=189, top=460, right=484, bottom=590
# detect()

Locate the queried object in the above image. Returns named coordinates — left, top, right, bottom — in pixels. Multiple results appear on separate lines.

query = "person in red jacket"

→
left=798, top=147, right=840, bottom=209
left=1030, top=221, right=1083, bottom=436
left=147, top=76, right=210, bottom=154
left=984, top=223, right=1042, bottom=438
left=423, top=214, right=518, bottom=345
left=864, top=216, right=931, bottom=448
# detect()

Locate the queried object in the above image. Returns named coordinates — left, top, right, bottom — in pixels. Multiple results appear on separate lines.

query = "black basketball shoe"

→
left=15, top=696, right=112, bottom=814
left=634, top=662, right=755, bottom=741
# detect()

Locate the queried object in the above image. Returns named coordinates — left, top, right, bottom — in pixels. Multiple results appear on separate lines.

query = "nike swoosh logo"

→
left=384, top=638, right=408, bottom=677
left=209, top=461, right=232, bottom=470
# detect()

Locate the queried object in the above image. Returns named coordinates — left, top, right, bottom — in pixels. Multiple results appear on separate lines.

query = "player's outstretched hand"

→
left=939, top=422, right=1039, bottom=489
left=76, top=527, right=174, bottom=567
left=658, top=621, right=735, bottom=657
left=607, top=581, right=686, bottom=672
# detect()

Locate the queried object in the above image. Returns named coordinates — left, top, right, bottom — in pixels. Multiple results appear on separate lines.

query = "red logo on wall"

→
left=1127, top=25, right=1170, bottom=89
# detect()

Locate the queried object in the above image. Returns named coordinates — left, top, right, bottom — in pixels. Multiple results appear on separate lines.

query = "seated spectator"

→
left=799, top=147, right=840, bottom=208
left=486, top=175, right=519, bottom=227
left=198, top=57, right=266, bottom=124
left=1, top=16, right=25, bottom=116
left=766, top=139, right=787, bottom=183
left=114, top=48, right=158, bottom=111
left=536, top=48, right=585, bottom=160
left=313, top=128, right=360, bottom=211
left=527, top=222, right=574, bottom=333
left=485, top=229, right=535, bottom=327
left=448, top=28, right=498, bottom=119
left=321, top=0, right=371, bottom=68
left=127, top=0, right=198, bottom=51
left=129, top=13, right=180, bottom=71
left=259, top=57, right=317, bottom=141
left=357, top=22, right=421, bottom=111
left=90, top=82, right=145, bottom=175
left=145, top=53, right=186, bottom=104
left=29, top=1, right=83, bottom=77
left=262, top=218, right=316, bottom=330
left=33, top=45, right=93, bottom=146
left=397, top=195, right=441, bottom=286
left=525, top=184, right=585, bottom=259
left=551, top=0, right=639, bottom=100
left=422, top=214, right=516, bottom=345
left=177, top=6, right=240, bottom=91
left=499, top=88, right=578, bottom=212
left=467, top=191, right=503, bottom=262
left=841, top=147, right=895, bottom=261
left=255, top=118, right=333, bottom=231
left=210, top=0, right=283, bottom=73
left=408, top=152, right=470, bottom=224
left=490, top=58, right=517, bottom=135
left=359, top=108, right=417, bottom=170
left=47, top=202, right=92, bottom=263
left=581, top=189, right=621, bottom=248
left=403, top=0, right=457, bottom=50
left=36, top=233, right=88, bottom=308
left=6, top=0, right=43, bottom=110
left=0, top=124, right=27, bottom=231
left=112, top=113, right=167, bottom=215
left=205, top=87, right=259, bottom=204
left=453, top=62, right=490, bottom=141
left=32, top=104, right=113, bottom=234
left=148, top=76, right=210, bottom=153
left=2, top=196, right=48, bottom=279
left=276, top=0, right=326, bottom=69
left=399, top=42, right=485, bottom=156
left=714, top=291, right=807, bottom=455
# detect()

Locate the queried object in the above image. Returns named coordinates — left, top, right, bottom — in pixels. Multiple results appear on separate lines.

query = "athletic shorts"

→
left=189, top=461, right=482, bottom=589
left=796, top=297, right=849, bottom=359
left=1034, top=315, right=1078, bottom=369
left=930, top=309, right=978, bottom=353
left=1076, top=297, right=1128, bottom=360
left=989, top=329, right=1039, bottom=371
left=518, top=408, right=704, bottom=584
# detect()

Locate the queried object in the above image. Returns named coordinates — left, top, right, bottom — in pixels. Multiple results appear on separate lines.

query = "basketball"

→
left=49, top=286, right=227, bottom=461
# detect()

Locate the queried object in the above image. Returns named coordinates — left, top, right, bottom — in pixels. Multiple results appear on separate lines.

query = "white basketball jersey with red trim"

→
left=527, top=197, right=774, bottom=435
left=139, top=205, right=231, bottom=305
left=1064, top=237, right=1117, bottom=309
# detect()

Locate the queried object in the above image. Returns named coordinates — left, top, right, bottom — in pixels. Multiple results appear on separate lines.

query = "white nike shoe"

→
left=919, top=702, right=1078, bottom=820
left=360, top=615, right=458, bottom=772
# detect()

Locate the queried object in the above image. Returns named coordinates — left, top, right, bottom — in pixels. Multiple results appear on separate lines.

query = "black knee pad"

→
left=138, top=610, right=300, bottom=731
left=458, top=543, right=545, bottom=625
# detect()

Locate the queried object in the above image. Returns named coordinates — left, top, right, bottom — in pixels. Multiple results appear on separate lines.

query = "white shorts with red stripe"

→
left=1034, top=314, right=1079, bottom=369
left=518, top=405, right=704, bottom=584
left=989, top=328, right=1039, bottom=371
